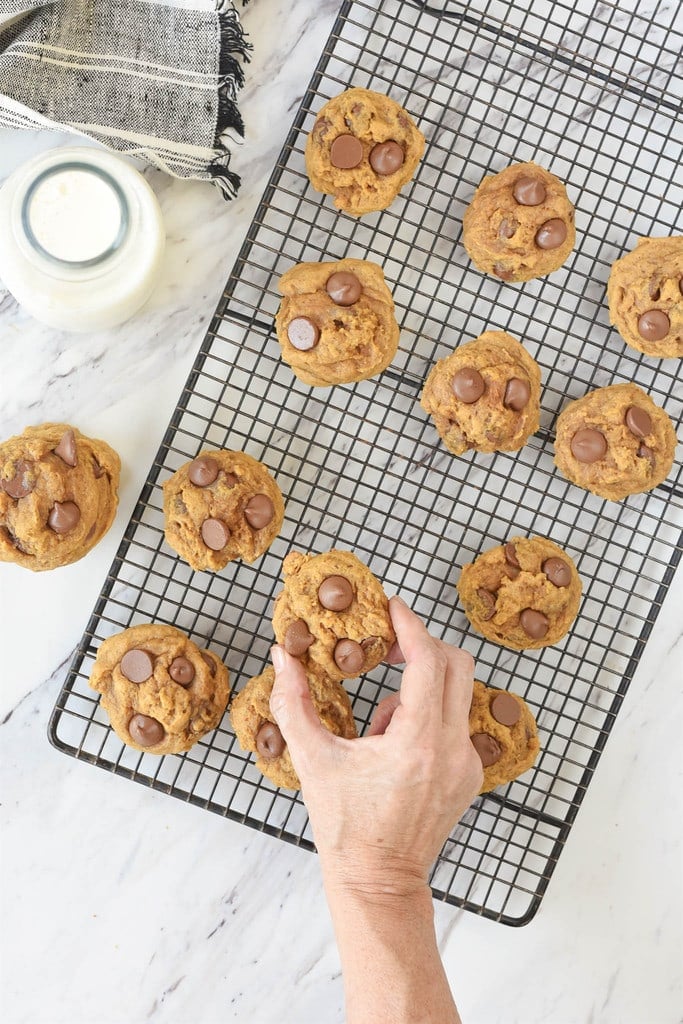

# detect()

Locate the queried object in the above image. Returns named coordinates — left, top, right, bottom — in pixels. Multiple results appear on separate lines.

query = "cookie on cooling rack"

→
left=607, top=236, right=683, bottom=359
left=0, top=422, right=120, bottom=571
left=230, top=665, right=357, bottom=789
left=272, top=549, right=396, bottom=681
left=470, top=681, right=539, bottom=792
left=275, top=258, right=400, bottom=386
left=420, top=331, right=541, bottom=455
left=89, top=623, right=230, bottom=755
left=457, top=536, right=582, bottom=651
left=305, top=87, right=425, bottom=216
left=553, top=382, right=677, bottom=501
left=462, top=161, right=575, bottom=282
left=163, top=450, right=284, bottom=572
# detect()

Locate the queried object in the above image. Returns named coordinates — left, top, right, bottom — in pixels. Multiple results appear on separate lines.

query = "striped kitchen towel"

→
left=0, top=0, right=251, bottom=197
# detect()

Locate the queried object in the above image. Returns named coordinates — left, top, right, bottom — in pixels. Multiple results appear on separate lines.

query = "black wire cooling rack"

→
left=49, top=0, right=683, bottom=925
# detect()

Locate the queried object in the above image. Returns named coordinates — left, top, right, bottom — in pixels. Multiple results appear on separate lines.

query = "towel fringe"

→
left=212, top=0, right=251, bottom=198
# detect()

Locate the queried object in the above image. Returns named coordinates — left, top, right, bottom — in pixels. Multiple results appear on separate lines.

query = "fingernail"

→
left=391, top=594, right=407, bottom=608
left=271, top=645, right=286, bottom=674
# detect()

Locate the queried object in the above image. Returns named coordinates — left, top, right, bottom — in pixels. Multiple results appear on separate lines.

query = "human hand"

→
left=269, top=595, right=483, bottom=898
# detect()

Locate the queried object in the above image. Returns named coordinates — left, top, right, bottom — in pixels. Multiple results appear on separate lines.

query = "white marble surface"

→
left=1, top=1, right=682, bottom=1022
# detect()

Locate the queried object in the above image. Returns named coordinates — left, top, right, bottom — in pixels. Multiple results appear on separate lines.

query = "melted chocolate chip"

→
left=491, top=692, right=521, bottom=726
left=287, top=317, right=320, bottom=351
left=369, top=140, right=404, bottom=175
left=512, top=176, right=547, bottom=206
left=452, top=367, right=485, bottom=403
left=128, top=713, right=165, bottom=747
left=535, top=218, right=567, bottom=250
left=120, top=649, right=154, bottom=683
left=471, top=733, right=502, bottom=767
left=637, top=443, right=655, bottom=468
left=519, top=608, right=549, bottom=639
left=1, top=460, right=34, bottom=499
left=498, top=218, right=517, bottom=239
left=504, top=543, right=520, bottom=569
left=188, top=456, right=219, bottom=487
left=326, top=271, right=362, bottom=306
left=244, top=494, right=274, bottom=530
left=637, top=309, right=670, bottom=342
left=256, top=722, right=285, bottom=759
left=47, top=501, right=80, bottom=534
left=333, top=638, right=365, bottom=674
left=312, top=117, right=331, bottom=142
left=476, top=588, right=497, bottom=621
left=201, top=518, right=230, bottom=550
left=330, top=134, right=363, bottom=169
left=284, top=619, right=314, bottom=657
left=53, top=429, right=77, bottom=467
left=493, top=263, right=514, bottom=281
left=570, top=427, right=607, bottom=464
left=624, top=406, right=652, bottom=439
left=542, top=557, right=571, bottom=588
left=318, top=575, right=354, bottom=611
left=169, top=656, right=195, bottom=686
left=200, top=652, right=217, bottom=676
left=503, top=378, right=530, bottom=412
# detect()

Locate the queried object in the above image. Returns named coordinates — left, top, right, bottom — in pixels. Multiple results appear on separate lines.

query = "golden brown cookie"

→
left=0, top=422, right=120, bottom=571
left=553, top=383, right=677, bottom=501
left=462, top=161, right=575, bottom=282
left=305, top=87, right=425, bottom=216
left=272, top=549, right=396, bottom=681
left=607, top=236, right=683, bottom=358
left=89, top=623, right=229, bottom=755
left=230, top=665, right=357, bottom=790
left=470, top=681, right=539, bottom=792
left=457, top=537, right=582, bottom=650
left=163, top=450, right=284, bottom=572
left=275, top=258, right=400, bottom=386
left=420, top=331, right=541, bottom=454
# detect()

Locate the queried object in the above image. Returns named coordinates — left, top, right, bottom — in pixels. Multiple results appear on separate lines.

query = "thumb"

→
left=269, top=646, right=330, bottom=768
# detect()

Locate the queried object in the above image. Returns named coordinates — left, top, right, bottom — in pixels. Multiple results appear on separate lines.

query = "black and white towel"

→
left=0, top=0, right=251, bottom=197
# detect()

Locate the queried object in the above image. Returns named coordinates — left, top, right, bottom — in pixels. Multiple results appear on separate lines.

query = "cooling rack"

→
left=49, top=0, right=683, bottom=925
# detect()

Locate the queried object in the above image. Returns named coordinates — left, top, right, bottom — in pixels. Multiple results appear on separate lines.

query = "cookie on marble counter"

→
left=607, top=236, right=683, bottom=359
left=462, top=161, right=575, bottom=283
left=275, top=258, right=400, bottom=386
left=470, top=681, right=539, bottom=792
left=420, top=331, right=541, bottom=455
left=89, top=623, right=229, bottom=755
left=553, top=383, right=677, bottom=501
left=230, top=665, right=357, bottom=790
left=163, top=450, right=284, bottom=572
left=272, top=549, right=396, bottom=681
left=305, top=87, right=425, bottom=216
left=0, top=422, right=120, bottom=571
left=457, top=536, right=582, bottom=650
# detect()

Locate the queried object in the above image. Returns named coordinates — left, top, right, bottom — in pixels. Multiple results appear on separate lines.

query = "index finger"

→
left=389, top=596, right=447, bottom=729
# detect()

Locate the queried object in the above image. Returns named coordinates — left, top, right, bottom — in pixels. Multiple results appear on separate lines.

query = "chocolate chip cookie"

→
left=0, top=422, right=120, bottom=571
left=553, top=382, right=677, bottom=501
left=272, top=549, right=396, bottom=681
left=470, top=681, right=539, bottom=792
left=305, top=87, right=425, bottom=216
left=607, top=236, right=683, bottom=359
left=420, top=331, right=541, bottom=454
left=163, top=450, right=285, bottom=572
left=457, top=537, right=582, bottom=650
left=275, top=258, right=400, bottom=386
left=230, top=665, right=357, bottom=790
left=89, top=623, right=229, bottom=754
left=462, top=161, right=575, bottom=282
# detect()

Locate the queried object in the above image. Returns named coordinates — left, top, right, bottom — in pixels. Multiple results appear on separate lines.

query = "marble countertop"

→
left=1, top=1, right=682, bottom=1022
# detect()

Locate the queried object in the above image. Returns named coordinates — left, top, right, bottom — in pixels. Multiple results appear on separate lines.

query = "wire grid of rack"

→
left=49, top=0, right=683, bottom=925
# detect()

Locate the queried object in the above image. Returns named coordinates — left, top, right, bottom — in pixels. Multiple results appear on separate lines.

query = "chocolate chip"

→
left=47, top=501, right=80, bottom=534
left=648, top=280, right=661, bottom=301
left=512, top=176, right=547, bottom=206
left=312, top=116, right=331, bottom=142
left=200, top=652, right=217, bottom=676
left=369, top=140, right=404, bottom=175
left=491, top=692, right=521, bottom=726
left=326, top=271, right=362, bottom=306
left=637, top=443, right=655, bottom=467
left=476, top=588, right=496, bottom=620
left=504, top=378, right=531, bottom=412
left=360, top=636, right=380, bottom=656
left=471, top=733, right=502, bottom=767
left=504, top=543, right=520, bottom=569
left=637, top=309, right=670, bottom=342
left=535, top=218, right=567, bottom=249
left=679, top=277, right=683, bottom=297
left=284, top=619, right=314, bottom=656
left=318, top=575, right=354, bottom=611
left=53, top=429, right=77, bottom=467
left=542, top=557, right=571, bottom=588
left=452, top=367, right=485, bottom=403
left=330, top=134, right=363, bottom=169
left=1, top=459, right=34, bottom=499
left=493, top=263, right=514, bottom=281
left=333, top=638, right=365, bottom=674
left=244, top=494, right=274, bottom=530
left=498, top=218, right=516, bottom=239
left=120, top=649, right=154, bottom=683
left=93, top=460, right=106, bottom=479
left=624, top=406, right=652, bottom=439
left=188, top=456, right=219, bottom=487
left=287, top=317, right=319, bottom=351
left=256, top=722, right=285, bottom=759
left=520, top=609, right=549, bottom=639
left=224, top=473, right=238, bottom=488
left=201, top=518, right=230, bottom=550
left=128, top=713, right=165, bottom=747
left=169, top=656, right=195, bottom=686
left=570, top=427, right=607, bottom=463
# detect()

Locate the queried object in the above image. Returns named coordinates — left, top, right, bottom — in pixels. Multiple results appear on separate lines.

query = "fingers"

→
left=269, top=646, right=332, bottom=771
left=442, top=646, right=475, bottom=733
left=385, top=639, right=405, bottom=665
left=389, top=595, right=447, bottom=728
left=366, top=691, right=401, bottom=737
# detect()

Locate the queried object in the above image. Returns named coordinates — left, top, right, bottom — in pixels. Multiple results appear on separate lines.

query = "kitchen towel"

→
left=0, top=0, right=251, bottom=197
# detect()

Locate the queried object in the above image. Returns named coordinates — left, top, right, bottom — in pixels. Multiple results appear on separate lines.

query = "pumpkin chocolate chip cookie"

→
left=607, top=236, right=683, bottom=359
left=163, top=450, right=284, bottom=572
left=462, top=161, right=575, bottom=282
left=89, top=623, right=229, bottom=754
left=275, top=258, right=400, bottom=386
left=272, top=549, right=396, bottom=681
left=457, top=537, right=582, bottom=650
left=553, top=383, right=677, bottom=501
left=420, top=331, right=541, bottom=454
left=230, top=665, right=357, bottom=790
left=0, top=422, right=120, bottom=571
left=305, top=87, right=425, bottom=216
left=470, top=681, right=539, bottom=792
